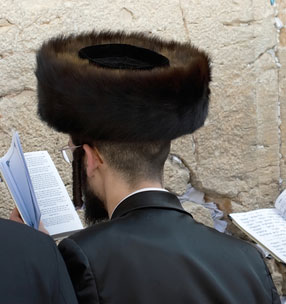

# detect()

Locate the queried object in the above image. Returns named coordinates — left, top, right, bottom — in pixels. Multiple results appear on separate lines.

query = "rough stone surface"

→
left=172, top=45, right=280, bottom=211
left=163, top=155, right=190, bottom=196
left=0, top=91, right=72, bottom=217
left=278, top=0, right=286, bottom=196
left=265, top=259, right=286, bottom=296
left=0, top=0, right=285, bottom=294
left=276, top=2, right=286, bottom=292
left=280, top=47, right=286, bottom=191
left=182, top=202, right=214, bottom=228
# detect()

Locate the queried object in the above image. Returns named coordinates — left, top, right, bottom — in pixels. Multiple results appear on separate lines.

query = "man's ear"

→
left=82, top=144, right=103, bottom=177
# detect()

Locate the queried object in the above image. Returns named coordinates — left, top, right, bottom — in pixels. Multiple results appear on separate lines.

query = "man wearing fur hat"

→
left=36, top=31, right=280, bottom=303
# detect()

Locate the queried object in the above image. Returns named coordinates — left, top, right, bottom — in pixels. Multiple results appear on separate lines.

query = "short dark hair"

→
left=94, top=141, right=171, bottom=186
left=71, top=135, right=170, bottom=207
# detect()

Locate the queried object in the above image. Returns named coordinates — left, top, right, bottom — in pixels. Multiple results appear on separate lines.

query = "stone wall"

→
left=0, top=0, right=285, bottom=294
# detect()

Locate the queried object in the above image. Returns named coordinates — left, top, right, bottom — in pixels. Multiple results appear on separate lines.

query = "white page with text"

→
left=24, top=151, right=83, bottom=237
left=230, top=208, right=286, bottom=263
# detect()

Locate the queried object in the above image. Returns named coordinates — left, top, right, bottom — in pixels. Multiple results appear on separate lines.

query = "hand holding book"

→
left=10, top=207, right=48, bottom=234
left=0, top=132, right=41, bottom=229
left=0, top=132, right=83, bottom=239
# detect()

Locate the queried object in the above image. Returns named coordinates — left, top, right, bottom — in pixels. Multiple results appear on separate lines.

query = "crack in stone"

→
left=222, top=19, right=262, bottom=27
left=169, top=153, right=191, bottom=173
left=0, top=51, right=14, bottom=60
left=247, top=46, right=277, bottom=65
left=0, top=88, right=35, bottom=100
left=191, top=135, right=199, bottom=172
left=121, top=7, right=135, bottom=19
left=38, top=15, right=62, bottom=26
left=179, top=0, right=190, bottom=41
left=0, top=18, right=14, bottom=28
left=277, top=74, right=282, bottom=191
left=168, top=152, right=194, bottom=188
left=275, top=3, right=283, bottom=191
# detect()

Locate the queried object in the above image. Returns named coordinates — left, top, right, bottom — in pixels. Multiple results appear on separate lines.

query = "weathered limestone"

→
left=163, top=155, right=189, bottom=196
left=172, top=1, right=280, bottom=211
left=182, top=202, right=214, bottom=228
left=276, top=1, right=286, bottom=291
left=0, top=0, right=285, bottom=294
left=0, top=91, right=72, bottom=215
left=278, top=0, right=286, bottom=197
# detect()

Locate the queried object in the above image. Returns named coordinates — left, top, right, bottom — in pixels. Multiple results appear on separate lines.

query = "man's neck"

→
left=103, top=175, right=163, bottom=218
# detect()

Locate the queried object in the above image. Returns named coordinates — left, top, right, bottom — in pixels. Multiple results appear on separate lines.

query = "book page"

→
left=275, top=189, right=286, bottom=219
left=24, top=151, right=83, bottom=237
left=230, top=209, right=286, bottom=263
left=0, top=132, right=40, bottom=229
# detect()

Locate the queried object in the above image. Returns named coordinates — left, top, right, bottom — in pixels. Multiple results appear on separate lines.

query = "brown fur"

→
left=36, top=31, right=211, bottom=141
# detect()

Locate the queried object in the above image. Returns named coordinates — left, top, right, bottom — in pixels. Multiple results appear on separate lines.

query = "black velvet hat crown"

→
left=36, top=31, right=211, bottom=141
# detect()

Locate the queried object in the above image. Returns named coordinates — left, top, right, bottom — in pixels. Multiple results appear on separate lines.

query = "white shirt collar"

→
left=110, top=187, right=168, bottom=218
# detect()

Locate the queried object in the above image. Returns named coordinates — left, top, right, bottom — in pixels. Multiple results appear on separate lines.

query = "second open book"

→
left=229, top=191, right=286, bottom=264
left=0, top=132, right=83, bottom=239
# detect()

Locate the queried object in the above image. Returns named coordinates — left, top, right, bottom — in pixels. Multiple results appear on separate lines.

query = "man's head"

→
left=72, top=137, right=170, bottom=224
left=36, top=30, right=211, bottom=222
left=90, top=140, right=171, bottom=186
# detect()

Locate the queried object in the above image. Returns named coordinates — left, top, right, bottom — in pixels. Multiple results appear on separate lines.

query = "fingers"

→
left=9, top=207, right=24, bottom=224
left=10, top=208, right=50, bottom=236
left=38, top=220, right=49, bottom=235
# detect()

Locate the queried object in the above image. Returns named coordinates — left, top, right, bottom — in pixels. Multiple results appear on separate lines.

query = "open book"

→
left=229, top=191, right=286, bottom=264
left=0, top=132, right=83, bottom=239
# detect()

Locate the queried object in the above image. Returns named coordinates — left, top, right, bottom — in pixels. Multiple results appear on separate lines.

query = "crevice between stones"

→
left=169, top=152, right=193, bottom=176
left=121, top=7, right=135, bottom=19
left=168, top=153, right=228, bottom=232
left=178, top=0, right=190, bottom=41
left=274, top=4, right=283, bottom=191
left=247, top=45, right=278, bottom=66
left=0, top=18, right=14, bottom=27
left=0, top=88, right=35, bottom=100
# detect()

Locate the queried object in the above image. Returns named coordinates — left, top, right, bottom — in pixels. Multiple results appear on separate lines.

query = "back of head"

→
left=94, top=140, right=171, bottom=185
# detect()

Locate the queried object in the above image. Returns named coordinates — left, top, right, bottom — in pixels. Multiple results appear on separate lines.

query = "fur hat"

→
left=36, top=31, right=211, bottom=141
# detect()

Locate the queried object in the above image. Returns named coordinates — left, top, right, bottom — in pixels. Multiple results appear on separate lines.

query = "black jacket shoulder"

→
left=0, top=218, right=78, bottom=304
left=59, top=191, right=280, bottom=304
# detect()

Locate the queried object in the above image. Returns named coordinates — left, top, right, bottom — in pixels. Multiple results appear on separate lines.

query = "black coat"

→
left=59, top=191, right=280, bottom=304
left=0, top=218, right=78, bottom=304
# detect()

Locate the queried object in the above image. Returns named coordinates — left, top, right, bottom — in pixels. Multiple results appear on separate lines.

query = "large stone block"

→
left=172, top=12, right=280, bottom=211
left=0, top=0, right=186, bottom=97
left=279, top=47, right=286, bottom=190
left=182, top=202, right=214, bottom=228
left=163, top=155, right=190, bottom=196
left=278, top=0, right=286, bottom=193
left=0, top=91, right=72, bottom=218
